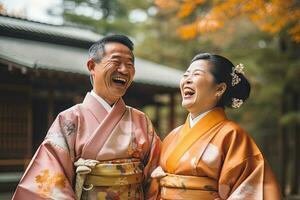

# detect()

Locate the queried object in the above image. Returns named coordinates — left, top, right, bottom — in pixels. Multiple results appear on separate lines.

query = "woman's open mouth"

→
left=183, top=87, right=195, bottom=98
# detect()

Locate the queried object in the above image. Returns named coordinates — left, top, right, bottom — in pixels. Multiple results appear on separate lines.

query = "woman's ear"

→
left=215, top=82, right=227, bottom=97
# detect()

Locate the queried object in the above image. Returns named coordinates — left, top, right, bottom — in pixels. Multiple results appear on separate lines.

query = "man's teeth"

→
left=112, top=77, right=127, bottom=84
left=113, top=77, right=126, bottom=81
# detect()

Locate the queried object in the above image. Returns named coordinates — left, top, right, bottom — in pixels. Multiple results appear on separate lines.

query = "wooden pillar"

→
left=292, top=91, right=299, bottom=194
left=296, top=91, right=300, bottom=195
left=169, top=93, right=175, bottom=132
left=294, top=124, right=299, bottom=195
left=155, top=104, right=161, bottom=137
left=279, top=94, right=287, bottom=196
left=26, top=89, right=32, bottom=159
left=47, top=90, right=54, bottom=128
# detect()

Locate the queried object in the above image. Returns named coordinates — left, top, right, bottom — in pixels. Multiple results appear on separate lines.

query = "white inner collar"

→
left=90, top=90, right=113, bottom=113
left=189, top=109, right=212, bottom=128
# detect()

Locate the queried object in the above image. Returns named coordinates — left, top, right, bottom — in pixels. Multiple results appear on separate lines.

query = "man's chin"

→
left=111, top=90, right=127, bottom=99
left=111, top=84, right=129, bottom=91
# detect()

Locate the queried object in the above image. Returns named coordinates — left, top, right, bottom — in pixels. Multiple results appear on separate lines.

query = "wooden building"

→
left=0, top=14, right=183, bottom=191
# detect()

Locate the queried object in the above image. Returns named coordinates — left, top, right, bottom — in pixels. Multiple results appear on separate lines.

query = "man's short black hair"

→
left=88, top=34, right=134, bottom=63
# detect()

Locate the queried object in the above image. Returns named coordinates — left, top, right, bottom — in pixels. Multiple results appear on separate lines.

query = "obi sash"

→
left=74, top=158, right=143, bottom=200
left=160, top=173, right=218, bottom=200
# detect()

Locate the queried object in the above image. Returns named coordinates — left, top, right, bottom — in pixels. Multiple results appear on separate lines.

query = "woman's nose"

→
left=183, top=75, right=192, bottom=84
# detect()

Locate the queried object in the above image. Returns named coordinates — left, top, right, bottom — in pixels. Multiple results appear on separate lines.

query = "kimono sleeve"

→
left=12, top=112, right=78, bottom=200
left=143, top=116, right=162, bottom=200
left=217, top=127, right=281, bottom=200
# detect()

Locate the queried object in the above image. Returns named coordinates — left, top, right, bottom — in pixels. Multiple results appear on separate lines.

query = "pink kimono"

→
left=13, top=93, right=161, bottom=200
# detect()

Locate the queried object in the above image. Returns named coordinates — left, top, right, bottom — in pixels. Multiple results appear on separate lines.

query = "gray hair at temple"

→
left=88, top=34, right=135, bottom=63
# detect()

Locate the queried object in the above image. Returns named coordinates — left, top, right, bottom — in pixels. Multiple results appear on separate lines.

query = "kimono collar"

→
left=186, top=107, right=227, bottom=132
left=90, top=90, right=113, bottom=113
left=166, top=107, right=227, bottom=173
left=189, top=109, right=212, bottom=128
left=82, top=92, right=125, bottom=123
left=81, top=93, right=127, bottom=159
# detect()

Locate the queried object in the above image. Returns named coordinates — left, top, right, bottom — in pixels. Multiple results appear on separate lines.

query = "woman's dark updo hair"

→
left=191, top=53, right=251, bottom=108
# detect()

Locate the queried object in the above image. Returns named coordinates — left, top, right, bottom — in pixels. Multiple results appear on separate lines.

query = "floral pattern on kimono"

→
left=13, top=93, right=161, bottom=200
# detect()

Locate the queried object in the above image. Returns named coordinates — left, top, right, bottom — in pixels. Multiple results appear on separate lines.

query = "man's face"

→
left=88, top=42, right=135, bottom=105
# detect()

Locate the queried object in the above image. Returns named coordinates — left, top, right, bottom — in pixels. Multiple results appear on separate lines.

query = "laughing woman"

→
left=152, top=53, right=281, bottom=200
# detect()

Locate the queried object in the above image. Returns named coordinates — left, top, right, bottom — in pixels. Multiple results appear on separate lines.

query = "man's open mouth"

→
left=112, top=77, right=127, bottom=86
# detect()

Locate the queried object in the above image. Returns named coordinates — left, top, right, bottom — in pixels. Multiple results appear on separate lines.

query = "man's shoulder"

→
left=127, top=106, right=146, bottom=117
left=127, top=106, right=155, bottom=128
left=58, top=103, right=83, bottom=118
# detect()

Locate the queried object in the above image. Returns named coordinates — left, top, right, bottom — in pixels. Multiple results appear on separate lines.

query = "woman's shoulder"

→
left=221, top=120, right=246, bottom=134
left=217, top=120, right=252, bottom=142
left=163, top=125, right=183, bottom=142
left=218, top=120, right=261, bottom=155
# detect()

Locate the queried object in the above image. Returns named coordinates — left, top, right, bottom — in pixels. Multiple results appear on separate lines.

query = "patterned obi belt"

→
left=75, top=158, right=143, bottom=199
left=152, top=167, right=219, bottom=200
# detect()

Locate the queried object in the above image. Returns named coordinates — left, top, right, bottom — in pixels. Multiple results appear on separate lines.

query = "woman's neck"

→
left=190, top=106, right=215, bottom=119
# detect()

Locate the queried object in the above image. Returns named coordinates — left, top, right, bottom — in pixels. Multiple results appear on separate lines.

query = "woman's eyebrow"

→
left=193, top=69, right=206, bottom=73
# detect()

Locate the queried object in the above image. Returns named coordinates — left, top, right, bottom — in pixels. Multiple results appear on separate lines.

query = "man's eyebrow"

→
left=128, top=57, right=134, bottom=63
left=110, top=55, right=121, bottom=59
left=110, top=55, right=134, bottom=62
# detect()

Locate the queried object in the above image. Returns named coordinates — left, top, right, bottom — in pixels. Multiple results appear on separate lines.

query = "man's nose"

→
left=117, top=63, right=128, bottom=74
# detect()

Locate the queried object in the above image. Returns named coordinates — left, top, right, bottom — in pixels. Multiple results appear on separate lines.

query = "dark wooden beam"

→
left=279, top=93, right=288, bottom=196
left=47, top=89, right=54, bottom=128
left=26, top=90, right=32, bottom=158
left=154, top=105, right=161, bottom=137
left=291, top=91, right=299, bottom=194
left=169, top=93, right=175, bottom=132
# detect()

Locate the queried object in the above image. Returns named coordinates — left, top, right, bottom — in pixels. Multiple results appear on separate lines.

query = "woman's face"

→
left=180, top=59, right=222, bottom=117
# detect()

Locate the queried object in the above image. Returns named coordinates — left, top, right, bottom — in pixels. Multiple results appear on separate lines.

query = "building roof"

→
left=0, top=36, right=182, bottom=87
left=0, top=15, right=183, bottom=88
left=0, top=14, right=100, bottom=43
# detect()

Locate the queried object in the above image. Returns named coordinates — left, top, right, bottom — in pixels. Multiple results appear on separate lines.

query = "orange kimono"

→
left=13, top=92, right=161, bottom=200
left=154, top=108, right=281, bottom=200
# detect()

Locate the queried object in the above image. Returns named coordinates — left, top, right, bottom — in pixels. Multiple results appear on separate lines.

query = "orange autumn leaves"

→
left=155, top=0, right=300, bottom=42
left=35, top=169, right=66, bottom=197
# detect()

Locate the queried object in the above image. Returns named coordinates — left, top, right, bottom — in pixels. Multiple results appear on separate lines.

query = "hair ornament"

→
left=232, top=98, right=243, bottom=108
left=231, top=63, right=245, bottom=86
